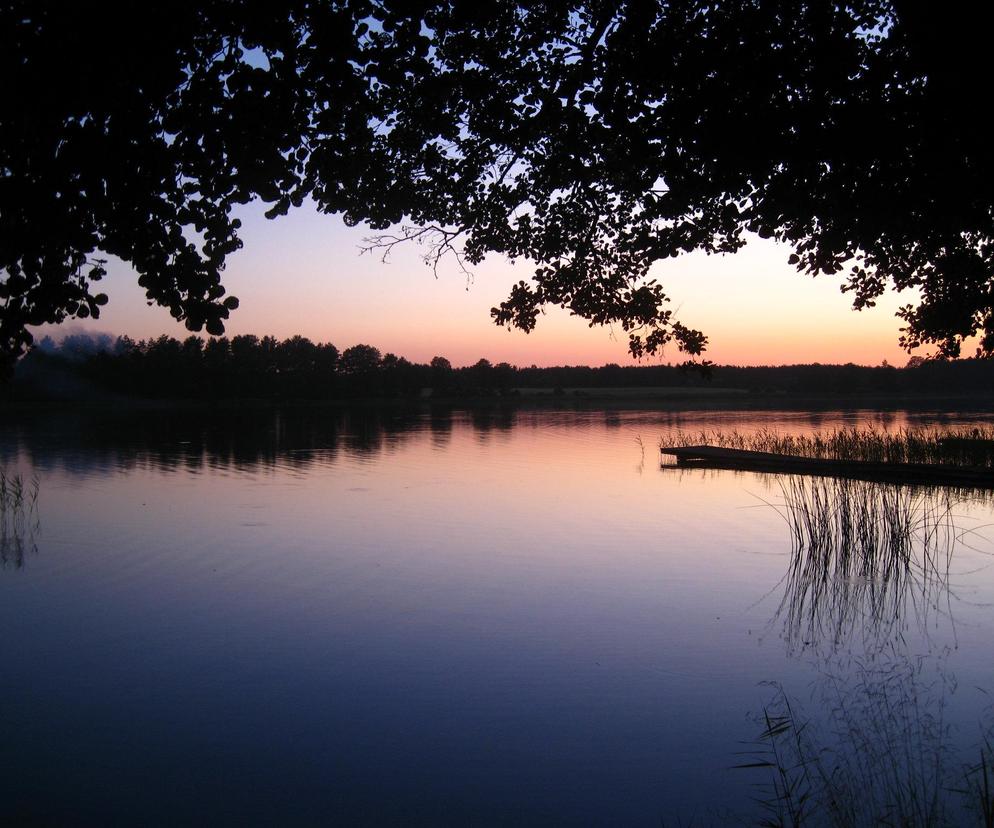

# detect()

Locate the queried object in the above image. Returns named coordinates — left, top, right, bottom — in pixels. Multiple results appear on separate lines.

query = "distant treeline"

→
left=6, top=332, right=994, bottom=401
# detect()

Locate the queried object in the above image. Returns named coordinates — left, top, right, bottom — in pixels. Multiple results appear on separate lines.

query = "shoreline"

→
left=6, top=389, right=994, bottom=413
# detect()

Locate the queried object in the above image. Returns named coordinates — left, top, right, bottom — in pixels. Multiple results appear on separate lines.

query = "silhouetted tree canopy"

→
left=4, top=1, right=994, bottom=374
left=11, top=330, right=994, bottom=402
left=340, top=343, right=382, bottom=374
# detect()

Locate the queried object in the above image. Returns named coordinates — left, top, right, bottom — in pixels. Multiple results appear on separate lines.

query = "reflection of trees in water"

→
left=603, top=411, right=623, bottom=430
left=429, top=409, right=453, bottom=449
left=468, top=407, right=515, bottom=440
left=0, top=405, right=581, bottom=476
left=0, top=407, right=444, bottom=475
left=771, top=476, right=962, bottom=656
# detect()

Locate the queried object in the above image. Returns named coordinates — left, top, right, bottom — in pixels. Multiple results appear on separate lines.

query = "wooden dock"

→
left=660, top=445, right=994, bottom=488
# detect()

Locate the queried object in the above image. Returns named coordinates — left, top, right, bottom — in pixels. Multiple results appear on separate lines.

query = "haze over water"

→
left=2, top=405, right=994, bottom=824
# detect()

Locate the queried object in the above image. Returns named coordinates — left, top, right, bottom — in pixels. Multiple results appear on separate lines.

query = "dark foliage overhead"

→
left=3, top=1, right=994, bottom=374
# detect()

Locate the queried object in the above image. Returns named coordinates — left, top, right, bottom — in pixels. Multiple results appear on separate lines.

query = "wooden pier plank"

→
left=659, top=444, right=994, bottom=488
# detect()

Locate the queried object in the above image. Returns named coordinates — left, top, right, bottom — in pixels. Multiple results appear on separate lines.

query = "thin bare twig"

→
left=360, top=224, right=473, bottom=283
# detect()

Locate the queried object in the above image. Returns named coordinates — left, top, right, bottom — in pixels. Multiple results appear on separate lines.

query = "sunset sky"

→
left=44, top=200, right=919, bottom=368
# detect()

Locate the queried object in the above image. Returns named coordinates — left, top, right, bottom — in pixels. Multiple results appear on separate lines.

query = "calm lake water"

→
left=2, top=404, right=994, bottom=825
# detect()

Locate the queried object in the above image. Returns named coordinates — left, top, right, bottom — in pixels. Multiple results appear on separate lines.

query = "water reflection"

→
left=772, top=476, right=959, bottom=656
left=0, top=406, right=443, bottom=475
left=739, top=474, right=994, bottom=825
left=0, top=405, right=608, bottom=476
left=0, top=470, right=39, bottom=569
left=3, top=404, right=994, bottom=822
left=741, top=648, right=992, bottom=827
left=7, top=404, right=994, bottom=477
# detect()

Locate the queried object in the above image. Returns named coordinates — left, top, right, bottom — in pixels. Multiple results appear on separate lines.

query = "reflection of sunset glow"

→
left=6, top=407, right=994, bottom=822
left=38, top=202, right=924, bottom=368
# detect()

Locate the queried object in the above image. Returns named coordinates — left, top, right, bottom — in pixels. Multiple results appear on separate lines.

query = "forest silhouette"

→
left=8, top=332, right=994, bottom=402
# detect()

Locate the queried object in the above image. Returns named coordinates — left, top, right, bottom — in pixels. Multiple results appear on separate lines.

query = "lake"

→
left=2, top=404, right=994, bottom=825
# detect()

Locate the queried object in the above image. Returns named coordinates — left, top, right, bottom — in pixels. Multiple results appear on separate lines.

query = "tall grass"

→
left=660, top=426, right=994, bottom=468
left=738, top=657, right=966, bottom=827
left=771, top=475, right=957, bottom=655
left=734, top=471, right=993, bottom=825
left=960, top=737, right=994, bottom=828
left=1, top=467, right=40, bottom=569
left=738, top=655, right=994, bottom=827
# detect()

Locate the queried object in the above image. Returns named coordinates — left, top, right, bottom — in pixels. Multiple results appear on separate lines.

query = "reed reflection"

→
left=771, top=476, right=958, bottom=656
left=741, top=648, right=993, bottom=827
left=748, top=471, right=993, bottom=822
left=0, top=469, right=39, bottom=569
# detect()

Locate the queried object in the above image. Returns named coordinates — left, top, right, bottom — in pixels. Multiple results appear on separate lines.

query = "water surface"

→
left=2, top=405, right=993, bottom=824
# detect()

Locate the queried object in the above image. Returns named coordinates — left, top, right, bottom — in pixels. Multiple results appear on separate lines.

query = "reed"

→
left=734, top=468, right=993, bottom=825
left=660, top=426, right=994, bottom=468
left=738, top=657, right=994, bottom=828
left=1, top=467, right=40, bottom=569
left=770, top=475, right=957, bottom=655
left=959, top=738, right=994, bottom=828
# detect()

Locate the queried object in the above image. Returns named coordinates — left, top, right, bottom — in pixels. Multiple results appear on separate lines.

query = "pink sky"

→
left=41, top=201, right=921, bottom=368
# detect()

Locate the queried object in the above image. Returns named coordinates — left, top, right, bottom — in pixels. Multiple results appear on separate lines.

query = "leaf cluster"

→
left=4, top=2, right=994, bottom=373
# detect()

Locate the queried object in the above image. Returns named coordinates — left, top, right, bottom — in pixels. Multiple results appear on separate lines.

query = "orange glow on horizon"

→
left=35, top=203, right=924, bottom=369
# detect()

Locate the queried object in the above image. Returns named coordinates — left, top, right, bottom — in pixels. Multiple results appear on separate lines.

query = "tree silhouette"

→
left=4, top=2, right=994, bottom=374
left=340, top=344, right=382, bottom=375
left=9, top=330, right=994, bottom=401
